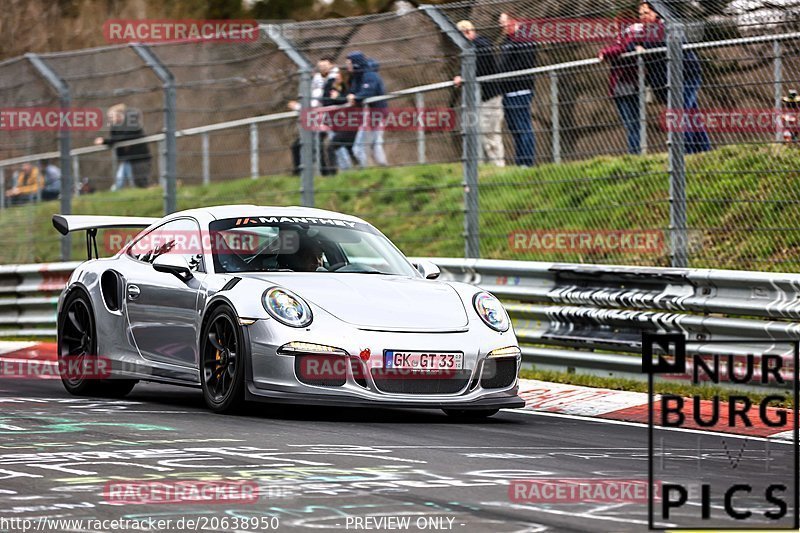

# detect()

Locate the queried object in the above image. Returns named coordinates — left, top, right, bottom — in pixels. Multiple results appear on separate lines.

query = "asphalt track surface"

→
left=0, top=379, right=795, bottom=533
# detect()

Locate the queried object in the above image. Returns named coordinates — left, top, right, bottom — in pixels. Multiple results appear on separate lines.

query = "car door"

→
left=123, top=217, right=206, bottom=367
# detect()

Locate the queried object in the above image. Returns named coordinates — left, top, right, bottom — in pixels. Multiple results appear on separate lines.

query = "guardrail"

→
left=3, top=259, right=798, bottom=388
left=430, top=258, right=800, bottom=383
left=0, top=262, right=78, bottom=337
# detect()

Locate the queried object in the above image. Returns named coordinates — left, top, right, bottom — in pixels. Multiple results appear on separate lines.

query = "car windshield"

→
left=209, top=217, right=419, bottom=276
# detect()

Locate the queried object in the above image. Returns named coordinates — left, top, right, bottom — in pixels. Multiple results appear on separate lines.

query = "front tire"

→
left=201, top=305, right=247, bottom=413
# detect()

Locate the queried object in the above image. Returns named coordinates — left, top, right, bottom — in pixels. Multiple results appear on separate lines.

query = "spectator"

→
left=290, top=58, right=340, bottom=176
left=633, top=1, right=711, bottom=154
left=497, top=11, right=537, bottom=167
left=41, top=159, right=61, bottom=201
left=94, top=104, right=152, bottom=191
left=453, top=20, right=505, bottom=167
left=346, top=51, right=388, bottom=168
left=4, top=163, right=42, bottom=206
left=322, top=69, right=358, bottom=175
left=599, top=19, right=642, bottom=154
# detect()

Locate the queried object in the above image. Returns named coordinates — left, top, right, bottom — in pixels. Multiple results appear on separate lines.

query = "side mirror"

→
left=153, top=254, right=193, bottom=282
left=415, top=260, right=441, bottom=280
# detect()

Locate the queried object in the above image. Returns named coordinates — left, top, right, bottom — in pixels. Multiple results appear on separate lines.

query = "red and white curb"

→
left=518, top=379, right=794, bottom=440
left=0, top=342, right=59, bottom=380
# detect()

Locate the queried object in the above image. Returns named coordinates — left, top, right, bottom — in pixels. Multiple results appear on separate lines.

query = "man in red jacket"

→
left=599, top=20, right=642, bottom=154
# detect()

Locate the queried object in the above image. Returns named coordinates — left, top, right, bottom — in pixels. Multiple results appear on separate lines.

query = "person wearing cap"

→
left=453, top=20, right=505, bottom=167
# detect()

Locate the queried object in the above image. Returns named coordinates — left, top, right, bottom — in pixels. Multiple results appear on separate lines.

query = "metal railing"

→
left=2, top=20, right=798, bottom=265
left=0, top=261, right=78, bottom=337
left=3, top=258, right=798, bottom=392
left=4, top=29, right=794, bottom=173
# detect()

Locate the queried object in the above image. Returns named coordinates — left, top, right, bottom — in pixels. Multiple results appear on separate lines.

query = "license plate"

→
left=384, top=351, right=464, bottom=370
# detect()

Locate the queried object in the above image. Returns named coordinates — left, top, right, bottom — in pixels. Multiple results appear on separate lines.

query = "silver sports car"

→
left=53, top=206, right=523, bottom=417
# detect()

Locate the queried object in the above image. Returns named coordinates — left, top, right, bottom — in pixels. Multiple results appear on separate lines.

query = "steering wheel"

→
left=327, top=262, right=348, bottom=272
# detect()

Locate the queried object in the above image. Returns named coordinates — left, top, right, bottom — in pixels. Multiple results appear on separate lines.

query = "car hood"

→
left=240, top=274, right=469, bottom=331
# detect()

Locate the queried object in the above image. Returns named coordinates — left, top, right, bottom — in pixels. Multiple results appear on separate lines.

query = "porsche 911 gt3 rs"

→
left=53, top=206, right=524, bottom=417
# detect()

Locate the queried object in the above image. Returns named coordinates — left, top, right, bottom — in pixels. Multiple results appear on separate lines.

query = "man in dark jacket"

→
left=94, top=104, right=151, bottom=190
left=633, top=1, right=711, bottom=154
left=453, top=20, right=505, bottom=166
left=346, top=51, right=388, bottom=167
left=498, top=12, right=536, bottom=167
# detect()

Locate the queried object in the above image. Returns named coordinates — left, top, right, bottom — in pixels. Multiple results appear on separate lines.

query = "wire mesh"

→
left=0, top=1, right=798, bottom=270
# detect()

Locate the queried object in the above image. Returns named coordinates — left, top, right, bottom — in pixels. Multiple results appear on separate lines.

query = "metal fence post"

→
left=250, top=123, right=259, bottom=179
left=266, top=24, right=315, bottom=207
left=298, top=70, right=314, bottom=206
left=0, top=167, right=5, bottom=212
left=111, top=149, right=118, bottom=188
left=774, top=39, right=783, bottom=143
left=201, top=133, right=210, bottom=185
left=637, top=54, right=648, bottom=154
left=415, top=92, right=427, bottom=164
left=26, top=53, right=72, bottom=261
left=550, top=71, right=561, bottom=163
left=423, top=5, right=480, bottom=258
left=158, top=140, right=165, bottom=189
left=666, top=21, right=688, bottom=267
left=131, top=44, right=177, bottom=215
left=72, top=155, right=80, bottom=195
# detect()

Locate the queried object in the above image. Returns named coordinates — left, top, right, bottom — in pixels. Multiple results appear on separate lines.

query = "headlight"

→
left=263, top=287, right=313, bottom=328
left=473, top=292, right=510, bottom=332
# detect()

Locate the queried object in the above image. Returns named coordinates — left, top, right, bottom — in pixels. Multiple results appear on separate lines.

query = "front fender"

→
left=203, top=276, right=272, bottom=320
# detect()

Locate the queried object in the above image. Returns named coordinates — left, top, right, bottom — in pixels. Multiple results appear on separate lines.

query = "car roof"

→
left=167, top=205, right=369, bottom=225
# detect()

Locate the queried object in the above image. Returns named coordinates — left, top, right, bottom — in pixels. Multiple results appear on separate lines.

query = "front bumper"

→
left=245, top=382, right=525, bottom=409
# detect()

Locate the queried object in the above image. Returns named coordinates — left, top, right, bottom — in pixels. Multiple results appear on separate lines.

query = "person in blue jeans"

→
left=634, top=1, right=711, bottom=154
left=600, top=23, right=642, bottom=154
left=498, top=12, right=536, bottom=167
left=346, top=51, right=388, bottom=167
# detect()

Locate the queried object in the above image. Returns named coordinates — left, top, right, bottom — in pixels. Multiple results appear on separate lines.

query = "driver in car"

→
left=279, top=238, right=325, bottom=272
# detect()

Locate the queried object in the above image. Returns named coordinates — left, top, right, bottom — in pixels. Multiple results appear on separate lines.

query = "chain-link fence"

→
left=1, top=0, right=799, bottom=270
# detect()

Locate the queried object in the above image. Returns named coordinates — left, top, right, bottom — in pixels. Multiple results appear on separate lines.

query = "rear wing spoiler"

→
left=52, top=214, right=158, bottom=260
left=53, top=215, right=158, bottom=236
